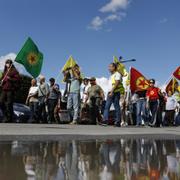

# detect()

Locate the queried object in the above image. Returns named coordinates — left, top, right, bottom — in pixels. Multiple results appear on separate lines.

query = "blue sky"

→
left=0, top=0, right=179, bottom=86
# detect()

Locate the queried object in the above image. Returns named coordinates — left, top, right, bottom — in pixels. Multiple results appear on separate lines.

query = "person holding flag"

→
left=102, top=63, right=122, bottom=127
left=0, top=59, right=20, bottom=123
left=113, top=56, right=127, bottom=126
left=67, top=64, right=82, bottom=124
left=130, top=67, right=150, bottom=126
left=165, top=69, right=180, bottom=125
left=62, top=56, right=82, bottom=125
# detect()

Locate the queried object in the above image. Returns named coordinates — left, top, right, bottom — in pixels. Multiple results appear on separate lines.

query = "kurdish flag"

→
left=113, top=56, right=128, bottom=77
left=173, top=66, right=180, bottom=80
left=15, top=37, right=43, bottom=78
left=165, top=78, right=178, bottom=94
left=130, top=67, right=149, bottom=93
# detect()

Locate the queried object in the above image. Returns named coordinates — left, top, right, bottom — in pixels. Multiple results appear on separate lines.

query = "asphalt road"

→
left=0, top=123, right=180, bottom=141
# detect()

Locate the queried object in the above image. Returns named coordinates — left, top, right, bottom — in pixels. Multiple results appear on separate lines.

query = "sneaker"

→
left=69, top=121, right=77, bottom=125
left=121, top=122, right=128, bottom=127
left=100, top=121, right=108, bottom=126
left=114, top=123, right=121, bottom=127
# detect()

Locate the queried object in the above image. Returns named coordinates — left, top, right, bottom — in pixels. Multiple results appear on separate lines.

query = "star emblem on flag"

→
left=27, top=52, right=38, bottom=66
left=136, top=77, right=149, bottom=90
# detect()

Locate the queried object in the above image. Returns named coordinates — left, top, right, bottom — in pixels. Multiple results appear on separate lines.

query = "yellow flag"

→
left=61, top=55, right=77, bottom=72
left=113, top=56, right=128, bottom=77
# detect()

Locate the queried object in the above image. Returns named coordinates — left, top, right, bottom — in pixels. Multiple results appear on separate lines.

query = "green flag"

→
left=15, top=37, right=43, bottom=78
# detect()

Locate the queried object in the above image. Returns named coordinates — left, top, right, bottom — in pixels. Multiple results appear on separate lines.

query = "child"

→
left=164, top=91, right=177, bottom=126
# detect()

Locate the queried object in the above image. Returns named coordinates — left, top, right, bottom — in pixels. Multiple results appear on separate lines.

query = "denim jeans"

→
left=67, top=93, right=80, bottom=121
left=29, top=102, right=39, bottom=123
left=136, top=99, right=146, bottom=125
left=38, top=96, right=47, bottom=123
left=103, top=92, right=121, bottom=124
left=149, top=100, right=159, bottom=125
left=47, top=99, right=58, bottom=123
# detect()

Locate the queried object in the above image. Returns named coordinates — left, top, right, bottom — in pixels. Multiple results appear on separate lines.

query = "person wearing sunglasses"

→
left=146, top=79, right=161, bottom=127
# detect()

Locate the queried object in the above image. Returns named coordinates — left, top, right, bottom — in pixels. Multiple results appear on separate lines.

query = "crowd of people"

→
left=0, top=59, right=180, bottom=127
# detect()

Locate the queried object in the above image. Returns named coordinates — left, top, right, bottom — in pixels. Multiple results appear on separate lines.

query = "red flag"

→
left=165, top=78, right=178, bottom=94
left=130, top=67, right=149, bottom=93
left=173, top=66, right=180, bottom=80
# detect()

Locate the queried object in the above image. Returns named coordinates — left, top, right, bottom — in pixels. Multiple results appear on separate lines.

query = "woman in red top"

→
left=146, top=79, right=161, bottom=127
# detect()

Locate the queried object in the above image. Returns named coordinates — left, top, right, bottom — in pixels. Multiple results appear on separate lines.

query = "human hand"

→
left=108, top=91, right=113, bottom=97
left=6, top=76, right=11, bottom=80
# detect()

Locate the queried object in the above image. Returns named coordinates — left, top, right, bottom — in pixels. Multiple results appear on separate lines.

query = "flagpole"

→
left=55, top=73, right=62, bottom=83
left=126, top=66, right=131, bottom=101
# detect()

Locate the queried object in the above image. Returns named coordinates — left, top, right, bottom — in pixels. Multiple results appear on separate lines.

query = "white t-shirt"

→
left=29, top=86, right=38, bottom=95
left=111, top=71, right=121, bottom=82
left=166, top=96, right=177, bottom=110
left=109, top=71, right=122, bottom=90
left=28, top=86, right=39, bottom=103
left=82, top=84, right=90, bottom=103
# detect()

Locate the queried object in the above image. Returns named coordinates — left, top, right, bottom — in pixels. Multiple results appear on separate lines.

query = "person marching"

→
left=146, top=79, right=161, bottom=127
left=38, top=76, right=50, bottom=123
left=135, top=89, right=147, bottom=126
left=82, top=78, right=90, bottom=104
left=66, top=64, right=82, bottom=125
left=102, top=63, right=122, bottom=127
left=174, top=82, right=180, bottom=125
left=47, top=78, right=61, bottom=124
left=164, top=91, right=177, bottom=126
left=84, top=77, right=104, bottom=124
left=0, top=59, right=20, bottom=123
left=26, top=79, right=39, bottom=123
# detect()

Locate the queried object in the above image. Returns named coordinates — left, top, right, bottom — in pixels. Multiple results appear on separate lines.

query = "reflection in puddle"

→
left=0, top=139, right=180, bottom=180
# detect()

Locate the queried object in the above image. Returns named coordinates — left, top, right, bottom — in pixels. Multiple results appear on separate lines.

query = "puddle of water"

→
left=0, top=139, right=180, bottom=180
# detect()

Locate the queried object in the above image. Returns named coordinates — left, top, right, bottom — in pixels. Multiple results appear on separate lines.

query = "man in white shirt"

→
left=26, top=79, right=39, bottom=123
left=82, top=78, right=90, bottom=104
left=102, top=63, right=122, bottom=127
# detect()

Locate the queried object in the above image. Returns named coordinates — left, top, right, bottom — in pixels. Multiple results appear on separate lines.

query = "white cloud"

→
left=88, top=0, right=130, bottom=31
left=105, top=14, right=121, bottom=21
left=95, top=76, right=129, bottom=97
left=88, top=16, right=103, bottom=30
left=160, top=18, right=168, bottom=24
left=105, top=12, right=126, bottom=22
left=100, top=0, right=129, bottom=13
left=0, top=53, right=25, bottom=73
left=96, top=77, right=112, bottom=96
